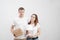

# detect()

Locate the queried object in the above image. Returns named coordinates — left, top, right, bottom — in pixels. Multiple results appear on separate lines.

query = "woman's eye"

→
left=33, top=17, right=35, bottom=18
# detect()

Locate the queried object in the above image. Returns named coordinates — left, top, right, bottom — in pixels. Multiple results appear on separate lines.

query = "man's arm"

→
left=11, top=25, right=15, bottom=33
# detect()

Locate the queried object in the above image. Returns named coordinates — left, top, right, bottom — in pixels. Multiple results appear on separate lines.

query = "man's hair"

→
left=18, top=7, right=25, bottom=11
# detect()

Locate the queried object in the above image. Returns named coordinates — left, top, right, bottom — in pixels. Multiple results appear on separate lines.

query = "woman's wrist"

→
left=33, top=33, right=39, bottom=37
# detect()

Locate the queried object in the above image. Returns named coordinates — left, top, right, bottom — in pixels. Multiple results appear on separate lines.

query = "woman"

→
left=26, top=14, right=40, bottom=40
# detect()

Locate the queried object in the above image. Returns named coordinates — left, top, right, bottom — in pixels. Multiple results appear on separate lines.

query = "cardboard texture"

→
left=13, top=28, right=23, bottom=37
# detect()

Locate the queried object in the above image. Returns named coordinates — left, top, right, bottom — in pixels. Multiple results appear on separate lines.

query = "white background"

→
left=0, top=0, right=60, bottom=40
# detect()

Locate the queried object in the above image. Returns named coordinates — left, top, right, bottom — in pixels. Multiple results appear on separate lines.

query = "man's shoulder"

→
left=24, top=16, right=28, bottom=20
left=13, top=17, right=19, bottom=21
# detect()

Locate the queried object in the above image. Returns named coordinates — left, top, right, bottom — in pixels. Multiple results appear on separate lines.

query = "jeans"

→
left=14, top=38, right=26, bottom=40
left=27, top=37, right=39, bottom=40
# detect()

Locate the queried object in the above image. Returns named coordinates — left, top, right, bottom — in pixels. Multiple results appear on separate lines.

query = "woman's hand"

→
left=33, top=33, right=38, bottom=37
left=33, top=28, right=40, bottom=37
left=26, top=30, right=33, bottom=38
left=28, top=34, right=33, bottom=38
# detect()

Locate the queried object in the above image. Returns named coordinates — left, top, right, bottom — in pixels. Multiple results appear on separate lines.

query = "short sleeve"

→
left=12, top=19, right=16, bottom=26
left=25, top=25, right=32, bottom=30
left=37, top=23, right=40, bottom=29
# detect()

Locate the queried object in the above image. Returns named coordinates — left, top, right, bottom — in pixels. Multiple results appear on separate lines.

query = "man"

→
left=11, top=7, right=27, bottom=40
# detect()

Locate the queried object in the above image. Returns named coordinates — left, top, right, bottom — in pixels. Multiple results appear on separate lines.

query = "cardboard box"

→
left=13, top=28, right=23, bottom=37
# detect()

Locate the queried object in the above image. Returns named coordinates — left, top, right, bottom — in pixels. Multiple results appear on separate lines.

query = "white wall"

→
left=0, top=0, right=60, bottom=40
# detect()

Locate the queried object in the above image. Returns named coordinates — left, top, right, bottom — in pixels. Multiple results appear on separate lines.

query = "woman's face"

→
left=31, top=15, right=36, bottom=22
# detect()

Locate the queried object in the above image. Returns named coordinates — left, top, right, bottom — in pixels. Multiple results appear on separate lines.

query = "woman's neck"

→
left=31, top=21, right=34, bottom=24
left=30, top=22, right=34, bottom=25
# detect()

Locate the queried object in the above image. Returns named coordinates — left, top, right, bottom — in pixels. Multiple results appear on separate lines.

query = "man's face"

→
left=18, top=10, right=25, bottom=17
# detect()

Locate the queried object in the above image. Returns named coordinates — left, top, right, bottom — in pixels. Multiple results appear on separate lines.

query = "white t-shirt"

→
left=26, top=23, right=40, bottom=37
left=12, top=16, right=28, bottom=39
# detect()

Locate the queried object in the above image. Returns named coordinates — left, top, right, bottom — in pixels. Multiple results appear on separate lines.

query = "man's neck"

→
left=19, top=15, right=24, bottom=18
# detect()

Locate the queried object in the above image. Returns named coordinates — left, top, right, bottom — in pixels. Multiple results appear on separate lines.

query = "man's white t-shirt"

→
left=12, top=16, right=27, bottom=39
left=26, top=23, right=40, bottom=37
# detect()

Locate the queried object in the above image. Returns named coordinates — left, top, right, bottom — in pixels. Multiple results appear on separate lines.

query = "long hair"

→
left=28, top=14, right=39, bottom=26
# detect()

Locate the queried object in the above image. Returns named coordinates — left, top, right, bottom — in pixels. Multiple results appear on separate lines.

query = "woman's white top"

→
left=26, top=23, right=40, bottom=37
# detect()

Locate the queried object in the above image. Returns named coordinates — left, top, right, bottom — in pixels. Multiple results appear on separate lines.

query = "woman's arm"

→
left=37, top=28, right=40, bottom=36
left=33, top=27, right=40, bottom=37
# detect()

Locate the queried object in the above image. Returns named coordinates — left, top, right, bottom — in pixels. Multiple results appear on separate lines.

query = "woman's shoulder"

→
left=37, top=23, right=40, bottom=25
left=36, top=23, right=40, bottom=28
left=26, top=24, right=33, bottom=30
left=26, top=24, right=32, bottom=27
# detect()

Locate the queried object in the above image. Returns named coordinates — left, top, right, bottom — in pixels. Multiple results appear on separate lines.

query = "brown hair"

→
left=28, top=14, right=39, bottom=26
left=18, top=7, right=25, bottom=11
